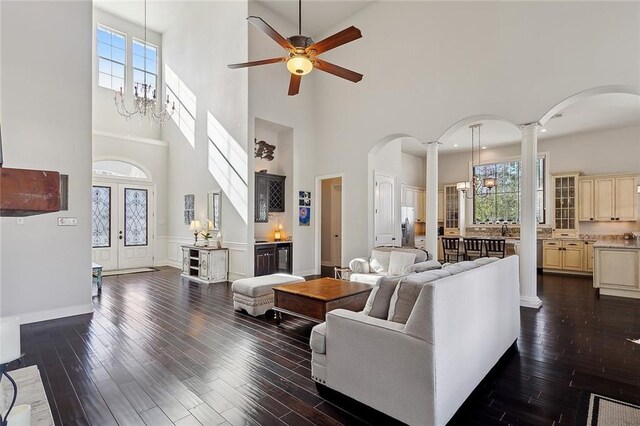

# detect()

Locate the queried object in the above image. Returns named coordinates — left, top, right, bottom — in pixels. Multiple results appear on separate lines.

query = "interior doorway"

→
left=317, top=175, right=344, bottom=276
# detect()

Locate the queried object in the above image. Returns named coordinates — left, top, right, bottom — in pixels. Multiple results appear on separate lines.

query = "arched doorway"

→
left=92, top=159, right=155, bottom=271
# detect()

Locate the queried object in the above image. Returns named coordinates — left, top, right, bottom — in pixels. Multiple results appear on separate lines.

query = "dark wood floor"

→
left=11, top=268, right=640, bottom=425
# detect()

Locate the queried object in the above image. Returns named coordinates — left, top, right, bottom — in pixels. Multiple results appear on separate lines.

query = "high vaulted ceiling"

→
left=94, top=0, right=375, bottom=37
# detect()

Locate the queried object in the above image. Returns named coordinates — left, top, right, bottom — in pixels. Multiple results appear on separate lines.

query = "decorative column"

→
left=425, top=142, right=439, bottom=259
left=519, top=123, right=542, bottom=309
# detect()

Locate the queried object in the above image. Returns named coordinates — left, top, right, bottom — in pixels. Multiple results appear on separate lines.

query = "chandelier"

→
left=457, top=124, right=496, bottom=199
left=113, top=0, right=174, bottom=125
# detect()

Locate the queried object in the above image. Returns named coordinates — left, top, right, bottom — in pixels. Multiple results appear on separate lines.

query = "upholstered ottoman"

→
left=232, top=273, right=305, bottom=316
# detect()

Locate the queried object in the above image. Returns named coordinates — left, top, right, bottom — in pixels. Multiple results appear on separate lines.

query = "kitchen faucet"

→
left=501, top=224, right=509, bottom=237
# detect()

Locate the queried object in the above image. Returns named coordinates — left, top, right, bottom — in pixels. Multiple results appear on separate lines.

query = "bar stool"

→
left=463, top=238, right=484, bottom=260
left=484, top=239, right=506, bottom=258
left=441, top=237, right=462, bottom=263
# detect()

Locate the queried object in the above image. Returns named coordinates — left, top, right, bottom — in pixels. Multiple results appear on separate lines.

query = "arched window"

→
left=93, top=160, right=149, bottom=180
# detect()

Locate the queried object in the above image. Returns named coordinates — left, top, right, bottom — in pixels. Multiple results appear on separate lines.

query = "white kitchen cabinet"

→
left=182, top=246, right=229, bottom=284
left=582, top=174, right=637, bottom=222
left=444, top=184, right=459, bottom=235
left=416, top=189, right=426, bottom=222
left=552, top=172, right=580, bottom=238
left=438, top=191, right=444, bottom=222
left=542, top=239, right=587, bottom=273
left=594, top=246, right=640, bottom=299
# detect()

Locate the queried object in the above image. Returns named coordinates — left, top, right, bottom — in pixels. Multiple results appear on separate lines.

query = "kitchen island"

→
left=593, top=239, right=640, bottom=299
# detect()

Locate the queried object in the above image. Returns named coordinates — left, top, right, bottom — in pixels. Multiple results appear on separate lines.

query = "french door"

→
left=92, top=181, right=154, bottom=271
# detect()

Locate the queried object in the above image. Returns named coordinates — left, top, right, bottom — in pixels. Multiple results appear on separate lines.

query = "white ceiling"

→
left=94, top=0, right=375, bottom=37
left=403, top=93, right=640, bottom=157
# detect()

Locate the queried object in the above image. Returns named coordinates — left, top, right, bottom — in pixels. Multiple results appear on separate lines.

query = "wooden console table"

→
left=181, top=245, right=228, bottom=284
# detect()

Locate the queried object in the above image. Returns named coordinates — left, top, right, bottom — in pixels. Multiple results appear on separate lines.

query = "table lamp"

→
left=274, top=224, right=282, bottom=241
left=189, top=220, right=201, bottom=245
left=1, top=317, right=22, bottom=426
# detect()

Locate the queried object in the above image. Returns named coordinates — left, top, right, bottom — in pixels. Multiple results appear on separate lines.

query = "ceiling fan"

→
left=228, top=0, right=363, bottom=96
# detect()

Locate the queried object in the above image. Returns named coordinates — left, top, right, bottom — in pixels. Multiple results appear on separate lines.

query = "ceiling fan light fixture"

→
left=287, top=55, right=313, bottom=75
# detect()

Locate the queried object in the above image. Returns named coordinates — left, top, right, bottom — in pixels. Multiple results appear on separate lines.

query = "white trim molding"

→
left=314, top=173, right=345, bottom=275
left=18, top=303, right=94, bottom=325
left=93, top=130, right=169, bottom=147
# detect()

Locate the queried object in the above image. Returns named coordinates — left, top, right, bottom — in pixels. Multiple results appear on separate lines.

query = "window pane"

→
left=133, top=69, right=145, bottom=85
left=124, top=188, right=148, bottom=246
left=133, top=54, right=144, bottom=70
left=92, top=186, right=111, bottom=248
left=98, top=58, right=111, bottom=74
left=97, top=42, right=111, bottom=59
left=98, top=72, right=112, bottom=89
left=146, top=58, right=156, bottom=73
left=112, top=77, right=124, bottom=91
left=97, top=28, right=111, bottom=44
left=146, top=48, right=157, bottom=62
left=112, top=32, right=126, bottom=50
left=112, top=47, right=125, bottom=64
left=146, top=72, right=156, bottom=87
left=112, top=62, right=125, bottom=78
left=133, top=41, right=144, bottom=56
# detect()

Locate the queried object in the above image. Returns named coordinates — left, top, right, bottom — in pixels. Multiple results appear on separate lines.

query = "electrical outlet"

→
left=57, top=217, right=78, bottom=226
left=16, top=218, right=24, bottom=225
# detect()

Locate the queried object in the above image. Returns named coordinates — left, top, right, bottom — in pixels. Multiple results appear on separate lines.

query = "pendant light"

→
left=458, top=124, right=496, bottom=199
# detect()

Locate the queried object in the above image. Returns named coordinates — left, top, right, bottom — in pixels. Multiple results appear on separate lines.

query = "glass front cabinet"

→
left=552, top=172, right=581, bottom=238
left=444, top=184, right=459, bottom=235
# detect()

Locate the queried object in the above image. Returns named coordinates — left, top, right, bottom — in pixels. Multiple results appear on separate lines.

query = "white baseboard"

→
left=17, top=303, right=94, bottom=325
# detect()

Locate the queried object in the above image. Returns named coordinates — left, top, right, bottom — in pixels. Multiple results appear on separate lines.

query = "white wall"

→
left=312, top=1, right=639, bottom=261
left=162, top=1, right=249, bottom=280
left=92, top=8, right=163, bottom=140
left=248, top=1, right=319, bottom=276
left=401, top=152, right=426, bottom=188
left=438, top=125, right=640, bottom=234
left=1, top=1, right=93, bottom=323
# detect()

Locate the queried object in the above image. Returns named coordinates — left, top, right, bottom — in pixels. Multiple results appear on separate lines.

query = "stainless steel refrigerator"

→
left=401, top=207, right=415, bottom=247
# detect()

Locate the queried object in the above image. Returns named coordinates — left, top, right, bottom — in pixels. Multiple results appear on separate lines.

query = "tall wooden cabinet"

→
left=255, top=242, right=292, bottom=276
left=444, top=184, right=459, bottom=235
left=552, top=172, right=580, bottom=238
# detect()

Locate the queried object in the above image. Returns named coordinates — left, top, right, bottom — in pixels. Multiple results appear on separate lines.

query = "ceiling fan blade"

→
left=308, top=26, right=362, bottom=55
left=227, top=57, right=287, bottom=69
left=247, top=16, right=294, bottom=50
left=314, top=59, right=363, bottom=83
left=288, top=74, right=302, bottom=96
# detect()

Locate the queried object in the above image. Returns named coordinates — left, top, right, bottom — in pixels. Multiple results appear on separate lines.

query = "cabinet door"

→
left=594, top=178, right=615, bottom=221
left=562, top=241, right=584, bottom=271
left=405, top=187, right=414, bottom=208
left=543, top=241, right=562, bottom=269
left=584, top=242, right=594, bottom=272
left=578, top=179, right=594, bottom=222
left=615, top=176, right=637, bottom=221
left=255, top=175, right=269, bottom=223
left=438, top=191, right=444, bottom=222
left=209, top=250, right=228, bottom=282
left=199, top=251, right=210, bottom=280
left=596, top=249, right=640, bottom=290
left=182, top=248, right=190, bottom=274
left=416, top=190, right=425, bottom=222
left=268, top=177, right=286, bottom=212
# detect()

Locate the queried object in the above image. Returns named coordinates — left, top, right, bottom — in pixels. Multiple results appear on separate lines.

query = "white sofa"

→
left=348, top=247, right=438, bottom=285
left=310, top=256, right=521, bottom=426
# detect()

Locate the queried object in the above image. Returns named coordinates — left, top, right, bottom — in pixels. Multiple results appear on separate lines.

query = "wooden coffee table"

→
left=272, top=278, right=372, bottom=324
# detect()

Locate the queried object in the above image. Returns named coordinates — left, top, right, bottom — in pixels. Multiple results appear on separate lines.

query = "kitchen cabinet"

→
left=416, top=190, right=426, bottom=222
left=401, top=185, right=426, bottom=222
left=584, top=240, right=595, bottom=272
left=552, top=173, right=580, bottom=238
left=438, top=191, right=444, bottom=222
left=255, top=172, right=286, bottom=223
left=255, top=242, right=292, bottom=276
left=444, top=184, right=459, bottom=235
left=181, top=246, right=229, bottom=284
left=580, top=174, right=637, bottom=222
left=542, top=239, right=586, bottom=272
left=594, top=245, right=640, bottom=299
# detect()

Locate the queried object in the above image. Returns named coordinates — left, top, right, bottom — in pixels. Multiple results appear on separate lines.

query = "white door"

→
left=331, top=183, right=342, bottom=266
left=374, top=172, right=396, bottom=246
left=92, top=181, right=154, bottom=271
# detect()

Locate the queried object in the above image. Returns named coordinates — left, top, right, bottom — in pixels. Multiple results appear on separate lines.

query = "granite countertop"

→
left=254, top=240, right=293, bottom=246
left=593, top=239, right=640, bottom=249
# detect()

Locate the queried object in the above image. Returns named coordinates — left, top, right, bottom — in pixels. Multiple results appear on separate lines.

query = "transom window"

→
left=97, top=26, right=126, bottom=91
left=133, top=39, right=158, bottom=98
left=473, top=157, right=545, bottom=224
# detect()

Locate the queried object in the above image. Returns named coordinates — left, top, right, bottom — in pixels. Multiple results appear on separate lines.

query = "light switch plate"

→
left=16, top=218, right=24, bottom=225
left=57, top=217, right=78, bottom=226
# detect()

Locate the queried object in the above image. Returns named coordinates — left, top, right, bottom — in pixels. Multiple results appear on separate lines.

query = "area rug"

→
left=575, top=391, right=640, bottom=425
left=102, top=267, right=157, bottom=276
left=1, top=365, right=54, bottom=425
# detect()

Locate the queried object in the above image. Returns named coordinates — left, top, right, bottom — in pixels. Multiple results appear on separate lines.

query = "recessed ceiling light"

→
left=541, top=128, right=548, bottom=133
left=482, top=146, right=487, bottom=150
left=453, top=144, right=458, bottom=147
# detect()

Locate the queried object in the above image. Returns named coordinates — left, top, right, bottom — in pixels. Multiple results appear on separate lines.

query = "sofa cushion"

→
left=443, top=261, right=480, bottom=275
left=371, top=246, right=428, bottom=263
left=363, top=276, right=403, bottom=319
left=387, top=269, right=453, bottom=324
left=474, top=257, right=500, bottom=266
left=310, top=322, right=327, bottom=354
left=404, top=260, right=442, bottom=274
left=388, top=251, right=417, bottom=275
left=370, top=250, right=391, bottom=273
left=349, top=273, right=385, bottom=285
left=231, top=274, right=305, bottom=297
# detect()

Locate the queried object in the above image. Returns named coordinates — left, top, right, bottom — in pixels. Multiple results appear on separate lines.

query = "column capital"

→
left=517, top=121, right=542, bottom=132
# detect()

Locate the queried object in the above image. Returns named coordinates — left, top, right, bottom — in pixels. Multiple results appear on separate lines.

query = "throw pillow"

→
left=369, top=250, right=391, bottom=274
left=387, top=251, right=417, bottom=276
left=363, top=276, right=403, bottom=319
left=387, top=279, right=424, bottom=324
left=404, top=259, right=443, bottom=274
